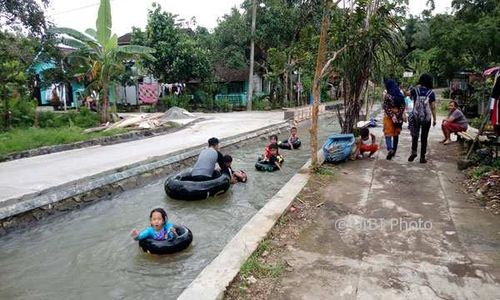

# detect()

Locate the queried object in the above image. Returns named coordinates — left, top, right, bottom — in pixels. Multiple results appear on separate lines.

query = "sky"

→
left=45, top=0, right=453, bottom=37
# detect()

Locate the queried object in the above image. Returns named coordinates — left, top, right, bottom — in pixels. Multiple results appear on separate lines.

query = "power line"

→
left=48, top=0, right=119, bottom=16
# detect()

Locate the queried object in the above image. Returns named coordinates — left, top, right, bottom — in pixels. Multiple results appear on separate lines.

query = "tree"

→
left=0, top=0, right=50, bottom=35
left=310, top=0, right=345, bottom=170
left=0, top=31, right=38, bottom=130
left=132, top=4, right=211, bottom=83
left=332, top=0, right=405, bottom=133
left=50, top=0, right=155, bottom=123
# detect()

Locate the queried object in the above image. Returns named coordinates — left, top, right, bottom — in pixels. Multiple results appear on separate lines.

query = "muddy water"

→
left=0, top=116, right=339, bottom=300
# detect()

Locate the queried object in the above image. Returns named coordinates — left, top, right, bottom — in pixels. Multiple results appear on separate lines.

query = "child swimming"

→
left=131, top=208, right=177, bottom=241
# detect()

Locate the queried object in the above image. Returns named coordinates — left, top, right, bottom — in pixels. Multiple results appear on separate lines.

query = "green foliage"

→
left=0, top=126, right=125, bottom=157
left=214, top=98, right=233, bottom=112
left=471, top=158, right=500, bottom=179
left=441, top=89, right=450, bottom=99
left=404, top=1, right=500, bottom=82
left=314, top=166, right=335, bottom=176
left=159, top=95, right=192, bottom=110
left=0, top=0, right=49, bottom=35
left=469, top=117, right=482, bottom=129
left=50, top=0, right=155, bottom=123
left=37, top=109, right=99, bottom=128
left=132, top=4, right=211, bottom=82
left=4, top=97, right=36, bottom=128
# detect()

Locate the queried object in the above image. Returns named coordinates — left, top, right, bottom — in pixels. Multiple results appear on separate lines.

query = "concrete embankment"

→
left=0, top=121, right=289, bottom=233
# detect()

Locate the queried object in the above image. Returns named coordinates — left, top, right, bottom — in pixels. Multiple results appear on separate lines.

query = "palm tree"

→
left=49, top=0, right=155, bottom=123
left=335, top=0, right=404, bottom=133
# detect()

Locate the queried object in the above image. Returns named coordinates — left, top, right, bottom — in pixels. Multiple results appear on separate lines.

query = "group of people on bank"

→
left=355, top=73, right=468, bottom=162
left=130, top=73, right=472, bottom=253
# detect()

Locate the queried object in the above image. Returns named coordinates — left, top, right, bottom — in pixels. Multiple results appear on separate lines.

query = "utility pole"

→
left=247, top=0, right=257, bottom=111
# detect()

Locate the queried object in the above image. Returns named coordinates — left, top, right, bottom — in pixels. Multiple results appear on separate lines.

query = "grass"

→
left=240, top=239, right=285, bottom=279
left=0, top=127, right=127, bottom=157
left=471, top=159, right=500, bottom=179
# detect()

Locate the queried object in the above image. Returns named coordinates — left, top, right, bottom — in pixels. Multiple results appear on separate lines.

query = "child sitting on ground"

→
left=131, top=208, right=177, bottom=241
left=221, top=155, right=247, bottom=183
left=283, top=126, right=299, bottom=150
left=354, top=127, right=379, bottom=159
left=264, top=134, right=278, bottom=159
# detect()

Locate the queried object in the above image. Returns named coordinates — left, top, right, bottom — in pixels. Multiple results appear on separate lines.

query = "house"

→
left=213, top=64, right=267, bottom=107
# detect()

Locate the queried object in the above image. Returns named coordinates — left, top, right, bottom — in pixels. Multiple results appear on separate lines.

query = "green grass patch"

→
left=240, top=239, right=285, bottom=279
left=0, top=127, right=127, bottom=157
left=471, top=160, right=500, bottom=179
left=314, top=165, right=335, bottom=176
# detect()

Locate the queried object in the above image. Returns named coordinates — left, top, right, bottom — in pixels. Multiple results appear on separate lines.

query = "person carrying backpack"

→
left=408, top=73, right=437, bottom=163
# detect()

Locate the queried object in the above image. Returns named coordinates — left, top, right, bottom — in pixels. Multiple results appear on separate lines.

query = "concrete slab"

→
left=0, top=111, right=284, bottom=208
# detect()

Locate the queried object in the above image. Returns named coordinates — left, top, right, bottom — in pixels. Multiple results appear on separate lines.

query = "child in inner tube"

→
left=221, top=154, right=247, bottom=183
left=263, top=134, right=278, bottom=160
left=264, top=144, right=284, bottom=172
left=131, top=208, right=177, bottom=241
left=281, top=126, right=299, bottom=150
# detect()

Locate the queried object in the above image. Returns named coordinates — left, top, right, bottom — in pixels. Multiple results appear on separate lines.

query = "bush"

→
left=441, top=89, right=450, bottom=99
left=215, top=98, right=233, bottom=112
left=0, top=97, right=36, bottom=128
left=37, top=108, right=99, bottom=128
left=159, top=95, right=192, bottom=111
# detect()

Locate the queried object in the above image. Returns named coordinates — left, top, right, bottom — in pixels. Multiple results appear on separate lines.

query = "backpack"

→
left=413, top=88, right=433, bottom=122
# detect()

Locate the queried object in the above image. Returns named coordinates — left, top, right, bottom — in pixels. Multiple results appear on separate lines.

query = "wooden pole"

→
left=310, top=1, right=331, bottom=171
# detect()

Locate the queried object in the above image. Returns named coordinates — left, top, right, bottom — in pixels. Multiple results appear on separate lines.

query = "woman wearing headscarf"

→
left=408, top=73, right=437, bottom=163
left=383, top=79, right=405, bottom=160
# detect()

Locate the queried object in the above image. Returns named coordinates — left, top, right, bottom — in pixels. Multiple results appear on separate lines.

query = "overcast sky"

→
left=46, top=0, right=453, bottom=37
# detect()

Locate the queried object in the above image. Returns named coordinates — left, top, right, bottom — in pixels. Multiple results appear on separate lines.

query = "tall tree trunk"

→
left=283, top=71, right=289, bottom=107
left=310, top=3, right=330, bottom=171
left=3, top=88, right=10, bottom=130
left=101, top=83, right=110, bottom=123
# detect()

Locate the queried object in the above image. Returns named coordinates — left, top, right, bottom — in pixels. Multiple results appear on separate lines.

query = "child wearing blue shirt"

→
left=131, top=208, right=177, bottom=241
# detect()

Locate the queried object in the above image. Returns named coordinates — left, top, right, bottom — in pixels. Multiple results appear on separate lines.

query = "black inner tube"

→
left=138, top=225, right=193, bottom=255
left=164, top=169, right=230, bottom=201
left=279, top=139, right=301, bottom=149
left=255, top=155, right=284, bottom=172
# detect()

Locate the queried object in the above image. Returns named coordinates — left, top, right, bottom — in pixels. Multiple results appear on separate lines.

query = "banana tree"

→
left=49, top=0, right=155, bottom=123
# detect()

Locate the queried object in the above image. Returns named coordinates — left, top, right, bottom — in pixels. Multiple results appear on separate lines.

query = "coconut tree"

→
left=49, top=0, right=155, bottom=123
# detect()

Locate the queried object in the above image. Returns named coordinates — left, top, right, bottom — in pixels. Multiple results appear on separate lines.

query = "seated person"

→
left=283, top=126, right=299, bottom=149
left=264, top=134, right=278, bottom=159
left=221, top=155, right=247, bottom=183
left=264, top=143, right=283, bottom=171
left=354, top=127, right=379, bottom=158
left=130, top=208, right=177, bottom=241
left=441, top=100, right=468, bottom=145
left=191, top=137, right=224, bottom=181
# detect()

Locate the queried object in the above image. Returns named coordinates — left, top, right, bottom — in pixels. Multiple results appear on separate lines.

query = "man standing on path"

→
left=441, top=100, right=468, bottom=144
left=191, top=137, right=224, bottom=181
left=408, top=73, right=437, bottom=163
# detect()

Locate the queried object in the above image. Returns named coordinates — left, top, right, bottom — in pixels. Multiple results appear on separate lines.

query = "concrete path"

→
left=0, top=111, right=284, bottom=205
left=266, top=120, right=500, bottom=299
